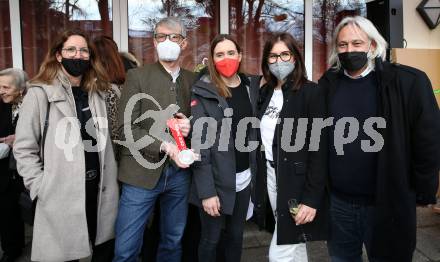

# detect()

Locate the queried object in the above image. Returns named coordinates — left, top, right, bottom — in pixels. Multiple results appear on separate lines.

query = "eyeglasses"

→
left=61, top=46, right=90, bottom=58
left=268, top=51, right=292, bottom=64
left=154, top=33, right=185, bottom=43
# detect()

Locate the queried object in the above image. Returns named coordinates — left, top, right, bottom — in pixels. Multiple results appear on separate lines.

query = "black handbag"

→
left=18, top=87, right=50, bottom=225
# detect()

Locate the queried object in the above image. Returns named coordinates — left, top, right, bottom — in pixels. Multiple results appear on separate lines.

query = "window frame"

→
left=9, top=0, right=313, bottom=79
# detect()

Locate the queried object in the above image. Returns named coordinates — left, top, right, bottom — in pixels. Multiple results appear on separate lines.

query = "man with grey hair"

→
left=114, top=17, right=196, bottom=261
left=318, top=16, right=440, bottom=261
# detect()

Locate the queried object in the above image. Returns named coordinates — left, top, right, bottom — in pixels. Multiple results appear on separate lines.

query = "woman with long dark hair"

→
left=190, top=34, right=259, bottom=262
left=13, top=29, right=119, bottom=261
left=256, top=32, right=328, bottom=261
left=93, top=35, right=126, bottom=142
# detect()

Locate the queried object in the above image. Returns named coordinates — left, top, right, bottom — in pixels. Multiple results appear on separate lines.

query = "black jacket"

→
left=254, top=79, right=329, bottom=244
left=189, top=74, right=259, bottom=215
left=0, top=101, right=14, bottom=192
left=318, top=59, right=440, bottom=261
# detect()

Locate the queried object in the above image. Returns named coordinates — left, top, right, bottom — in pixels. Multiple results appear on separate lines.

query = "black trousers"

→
left=82, top=171, right=114, bottom=262
left=182, top=203, right=201, bottom=262
left=198, top=185, right=251, bottom=262
left=68, top=173, right=114, bottom=262
left=0, top=173, right=25, bottom=257
left=66, top=239, right=115, bottom=262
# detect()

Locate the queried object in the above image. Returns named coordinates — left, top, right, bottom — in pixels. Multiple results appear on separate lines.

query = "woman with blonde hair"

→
left=13, top=29, right=119, bottom=261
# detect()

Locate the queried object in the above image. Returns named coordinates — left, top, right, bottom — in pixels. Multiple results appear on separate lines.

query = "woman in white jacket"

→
left=13, top=29, right=119, bottom=262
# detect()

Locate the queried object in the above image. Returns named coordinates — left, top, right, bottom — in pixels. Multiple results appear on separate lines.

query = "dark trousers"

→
left=198, top=185, right=250, bottom=262
left=85, top=173, right=100, bottom=246
left=68, top=173, right=114, bottom=262
left=90, top=240, right=115, bottom=262
left=66, top=170, right=115, bottom=262
left=182, top=204, right=201, bottom=262
left=327, top=194, right=386, bottom=262
left=85, top=171, right=114, bottom=262
left=0, top=174, right=25, bottom=257
left=67, top=239, right=115, bottom=262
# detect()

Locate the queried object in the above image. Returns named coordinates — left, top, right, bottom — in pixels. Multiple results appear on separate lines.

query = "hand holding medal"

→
left=166, top=114, right=197, bottom=166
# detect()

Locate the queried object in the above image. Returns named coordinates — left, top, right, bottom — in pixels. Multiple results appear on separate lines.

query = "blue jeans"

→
left=327, top=194, right=385, bottom=262
left=113, top=165, right=190, bottom=262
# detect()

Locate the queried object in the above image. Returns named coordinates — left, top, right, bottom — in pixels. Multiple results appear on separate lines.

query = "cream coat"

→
left=13, top=73, right=119, bottom=261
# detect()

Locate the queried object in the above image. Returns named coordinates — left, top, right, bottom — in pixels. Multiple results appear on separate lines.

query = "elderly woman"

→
left=0, top=68, right=28, bottom=262
left=13, top=29, right=119, bottom=262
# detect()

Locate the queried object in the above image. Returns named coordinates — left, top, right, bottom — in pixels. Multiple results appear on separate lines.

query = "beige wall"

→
left=403, top=0, right=440, bottom=49
left=392, top=48, right=440, bottom=106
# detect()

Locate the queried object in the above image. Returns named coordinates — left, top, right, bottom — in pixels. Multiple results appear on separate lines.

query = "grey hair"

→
left=154, top=17, right=186, bottom=37
left=0, top=68, right=29, bottom=92
left=328, top=16, right=388, bottom=70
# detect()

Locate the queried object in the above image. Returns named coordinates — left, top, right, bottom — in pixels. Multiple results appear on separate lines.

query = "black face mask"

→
left=61, top=58, right=90, bottom=77
left=338, top=51, right=368, bottom=72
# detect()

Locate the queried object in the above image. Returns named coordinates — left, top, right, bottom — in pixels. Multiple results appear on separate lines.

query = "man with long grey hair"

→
left=318, top=16, right=440, bottom=262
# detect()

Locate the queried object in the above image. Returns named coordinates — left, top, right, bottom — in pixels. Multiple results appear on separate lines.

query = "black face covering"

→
left=338, top=51, right=368, bottom=72
left=61, top=58, right=90, bottom=77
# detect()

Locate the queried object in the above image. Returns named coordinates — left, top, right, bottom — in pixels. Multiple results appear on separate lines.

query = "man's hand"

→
left=160, top=142, right=189, bottom=169
left=202, top=196, right=221, bottom=217
left=294, top=204, right=316, bottom=225
left=175, top=113, right=190, bottom=137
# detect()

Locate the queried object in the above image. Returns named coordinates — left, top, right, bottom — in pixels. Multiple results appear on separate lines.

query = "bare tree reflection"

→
left=20, top=0, right=112, bottom=77
left=312, top=0, right=365, bottom=80
left=0, top=0, right=13, bottom=69
left=128, top=0, right=219, bottom=71
left=230, top=0, right=304, bottom=75
left=97, top=0, right=111, bottom=36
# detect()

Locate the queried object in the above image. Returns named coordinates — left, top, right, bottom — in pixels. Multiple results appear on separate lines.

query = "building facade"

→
left=1, top=0, right=439, bottom=81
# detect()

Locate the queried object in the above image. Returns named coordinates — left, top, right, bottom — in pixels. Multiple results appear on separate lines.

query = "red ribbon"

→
left=166, top=118, right=187, bottom=151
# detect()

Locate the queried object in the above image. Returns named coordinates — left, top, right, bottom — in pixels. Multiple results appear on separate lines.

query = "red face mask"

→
left=214, top=58, right=240, bottom=78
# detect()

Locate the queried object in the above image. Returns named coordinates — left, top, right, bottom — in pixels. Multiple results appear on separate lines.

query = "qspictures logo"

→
left=53, top=94, right=386, bottom=169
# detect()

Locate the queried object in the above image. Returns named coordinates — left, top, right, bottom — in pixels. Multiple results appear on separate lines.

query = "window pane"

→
left=21, top=0, right=113, bottom=77
left=229, top=0, right=304, bottom=75
left=0, top=0, right=12, bottom=69
left=312, top=0, right=366, bottom=81
left=128, top=0, right=220, bottom=71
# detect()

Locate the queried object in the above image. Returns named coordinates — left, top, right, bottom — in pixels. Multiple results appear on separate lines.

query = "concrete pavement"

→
left=241, top=205, right=440, bottom=262
left=2, top=206, right=439, bottom=261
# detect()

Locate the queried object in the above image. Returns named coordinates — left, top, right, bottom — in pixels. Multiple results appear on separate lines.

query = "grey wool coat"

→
left=13, top=72, right=119, bottom=261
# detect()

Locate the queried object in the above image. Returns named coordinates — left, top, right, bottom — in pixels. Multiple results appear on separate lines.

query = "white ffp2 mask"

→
left=156, top=39, right=181, bottom=62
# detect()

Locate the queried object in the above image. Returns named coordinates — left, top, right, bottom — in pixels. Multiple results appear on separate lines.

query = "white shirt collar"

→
left=164, top=67, right=181, bottom=83
left=343, top=60, right=375, bottom=79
